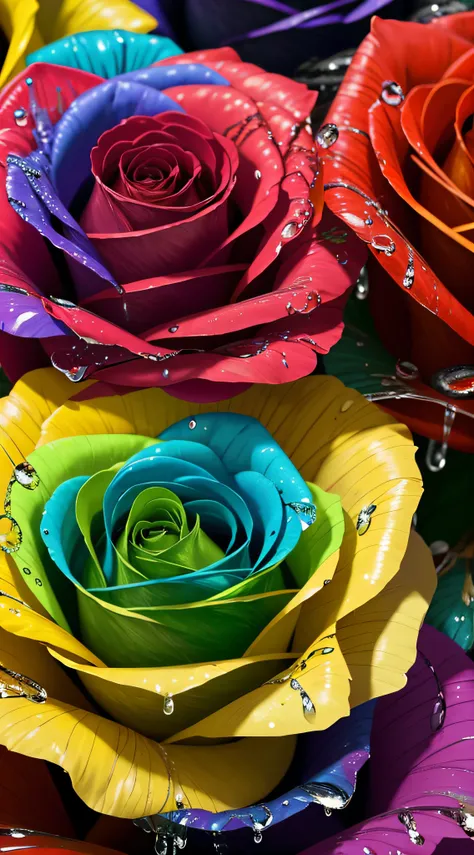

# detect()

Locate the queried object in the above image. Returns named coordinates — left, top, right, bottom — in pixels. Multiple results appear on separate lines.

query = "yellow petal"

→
left=0, top=0, right=39, bottom=87
left=50, top=647, right=296, bottom=738
left=338, top=531, right=436, bottom=706
left=0, top=591, right=102, bottom=665
left=0, top=617, right=295, bottom=818
left=0, top=368, right=93, bottom=502
left=35, top=0, right=156, bottom=44
left=0, top=624, right=91, bottom=708
left=166, top=627, right=350, bottom=741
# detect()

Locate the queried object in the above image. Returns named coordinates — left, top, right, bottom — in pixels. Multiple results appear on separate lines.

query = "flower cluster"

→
left=0, top=4, right=472, bottom=855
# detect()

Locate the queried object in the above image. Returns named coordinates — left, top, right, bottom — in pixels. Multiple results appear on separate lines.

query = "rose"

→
left=0, top=0, right=155, bottom=89
left=321, top=15, right=474, bottom=452
left=0, top=368, right=433, bottom=825
left=1, top=628, right=474, bottom=855
left=147, top=0, right=414, bottom=77
left=0, top=39, right=365, bottom=398
left=0, top=633, right=474, bottom=855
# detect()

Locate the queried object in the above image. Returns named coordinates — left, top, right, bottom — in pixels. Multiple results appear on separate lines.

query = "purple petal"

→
left=0, top=288, right=69, bottom=338
left=160, top=701, right=373, bottom=834
left=6, top=152, right=118, bottom=290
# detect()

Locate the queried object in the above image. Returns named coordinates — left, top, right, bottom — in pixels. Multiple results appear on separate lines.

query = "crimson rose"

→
left=0, top=45, right=364, bottom=398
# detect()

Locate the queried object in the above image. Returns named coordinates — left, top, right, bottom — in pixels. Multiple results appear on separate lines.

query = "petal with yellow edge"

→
left=0, top=617, right=295, bottom=818
left=337, top=531, right=436, bottom=707
left=0, top=0, right=156, bottom=88
left=35, top=0, right=156, bottom=45
left=166, top=627, right=350, bottom=741
left=0, top=0, right=39, bottom=87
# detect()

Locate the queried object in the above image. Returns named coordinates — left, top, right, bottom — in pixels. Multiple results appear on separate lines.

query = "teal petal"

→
left=425, top=560, right=474, bottom=651
left=161, top=413, right=316, bottom=528
left=27, top=30, right=182, bottom=78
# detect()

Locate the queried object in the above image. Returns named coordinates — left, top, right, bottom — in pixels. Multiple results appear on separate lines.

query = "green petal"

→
left=9, top=435, right=156, bottom=628
left=286, top=483, right=344, bottom=587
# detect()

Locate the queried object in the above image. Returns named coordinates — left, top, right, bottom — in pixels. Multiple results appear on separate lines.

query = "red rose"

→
left=0, top=48, right=364, bottom=399
left=322, top=15, right=474, bottom=451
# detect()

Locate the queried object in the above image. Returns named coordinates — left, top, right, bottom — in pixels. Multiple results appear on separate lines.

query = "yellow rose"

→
left=0, top=370, right=435, bottom=820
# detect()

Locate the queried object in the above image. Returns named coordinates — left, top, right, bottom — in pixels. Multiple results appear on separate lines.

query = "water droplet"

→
left=290, top=678, right=315, bottom=719
left=0, top=515, right=22, bottom=554
left=323, top=579, right=331, bottom=585
left=188, top=420, right=197, bottom=430
left=431, top=365, right=474, bottom=399
left=163, top=694, right=174, bottom=715
left=341, top=400, right=354, bottom=412
left=282, top=800, right=289, bottom=806
left=371, top=235, right=396, bottom=256
left=14, top=462, right=39, bottom=490
left=403, top=247, right=415, bottom=289
left=398, top=811, right=424, bottom=845
left=356, top=503, right=376, bottom=536
left=381, top=80, right=404, bottom=106
left=281, top=222, right=298, bottom=239
left=168, top=325, right=179, bottom=333
left=365, top=217, right=373, bottom=226
left=431, top=696, right=446, bottom=732
left=425, top=405, right=456, bottom=472
left=13, top=107, right=28, bottom=127
left=301, top=782, right=351, bottom=811
left=162, top=369, right=169, bottom=378
left=22, top=567, right=31, bottom=575
left=253, top=832, right=263, bottom=844
left=396, top=360, right=419, bottom=381
left=9, top=608, right=20, bottom=616
left=255, top=169, right=262, bottom=179
left=35, top=578, right=42, bottom=586
left=430, top=540, right=449, bottom=557
left=324, top=808, right=332, bottom=817
left=316, top=123, right=339, bottom=148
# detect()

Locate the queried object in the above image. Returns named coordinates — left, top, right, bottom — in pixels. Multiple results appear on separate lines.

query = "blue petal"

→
left=165, top=701, right=375, bottom=831
left=27, top=31, right=182, bottom=77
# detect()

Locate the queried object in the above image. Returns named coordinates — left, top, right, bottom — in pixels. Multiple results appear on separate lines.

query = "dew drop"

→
left=13, top=107, right=28, bottom=127
left=341, top=400, right=354, bottom=412
left=188, top=419, right=197, bottom=430
left=281, top=222, right=298, bottom=239
left=163, top=694, right=174, bottom=716
left=14, top=462, right=39, bottom=490
left=371, top=235, right=396, bottom=256
left=323, top=579, right=331, bottom=585
left=255, top=169, right=262, bottom=179
left=162, top=369, right=169, bottom=378
left=381, top=80, right=404, bottom=106
left=396, top=359, right=419, bottom=381
left=168, top=325, right=179, bottom=333
left=365, top=217, right=373, bottom=226
left=253, top=832, right=263, bottom=844
left=316, top=123, right=339, bottom=148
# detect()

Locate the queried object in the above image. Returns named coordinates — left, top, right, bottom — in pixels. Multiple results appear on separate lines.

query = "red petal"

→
left=157, top=55, right=316, bottom=122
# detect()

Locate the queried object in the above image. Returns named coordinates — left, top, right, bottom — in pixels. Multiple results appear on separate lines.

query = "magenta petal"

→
left=91, top=339, right=317, bottom=386
left=303, top=625, right=474, bottom=854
